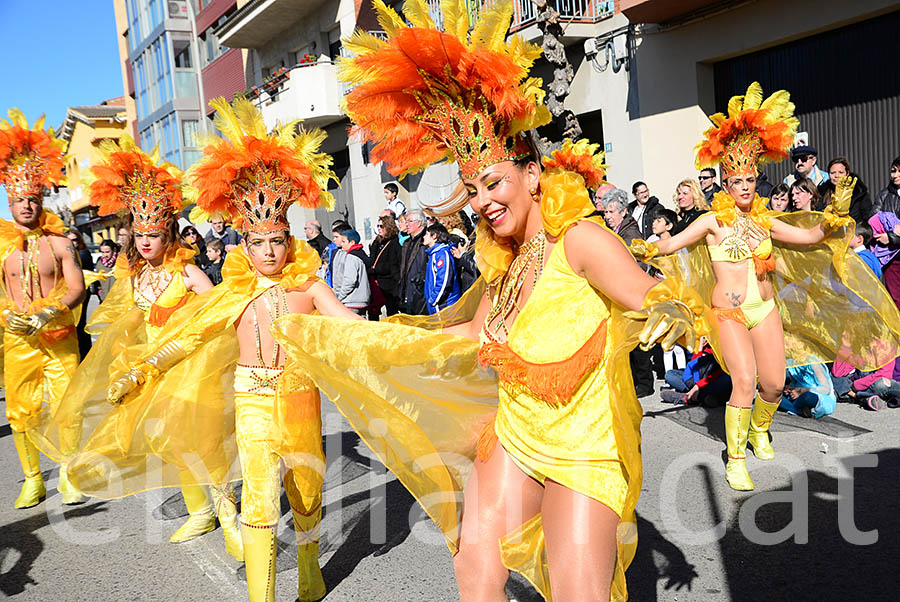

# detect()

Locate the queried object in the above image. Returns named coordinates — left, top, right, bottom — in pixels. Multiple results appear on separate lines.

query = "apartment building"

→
left=188, top=0, right=900, bottom=236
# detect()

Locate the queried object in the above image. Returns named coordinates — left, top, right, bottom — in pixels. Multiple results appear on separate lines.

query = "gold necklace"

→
left=19, top=232, right=42, bottom=306
left=483, top=229, right=546, bottom=342
left=139, top=263, right=170, bottom=301
left=252, top=285, right=289, bottom=368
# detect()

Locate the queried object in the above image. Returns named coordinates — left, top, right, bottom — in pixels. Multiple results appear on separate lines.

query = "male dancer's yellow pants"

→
left=233, top=365, right=325, bottom=602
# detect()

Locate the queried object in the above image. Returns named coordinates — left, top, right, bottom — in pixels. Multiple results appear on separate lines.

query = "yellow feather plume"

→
left=727, top=95, right=743, bottom=118
left=232, top=96, right=267, bottom=139
left=8, top=108, right=28, bottom=129
left=471, top=0, right=513, bottom=51
left=742, top=81, right=763, bottom=111
left=441, top=0, right=470, bottom=42
left=343, top=29, right=386, bottom=56
left=403, top=0, right=436, bottom=29
left=373, top=0, right=407, bottom=37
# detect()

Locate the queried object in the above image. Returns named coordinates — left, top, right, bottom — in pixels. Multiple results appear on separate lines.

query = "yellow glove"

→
left=628, top=238, right=659, bottom=261
left=830, top=176, right=856, bottom=217
left=623, top=300, right=697, bottom=353
left=2, top=309, right=30, bottom=334
left=107, top=341, right=186, bottom=405
left=19, top=306, right=65, bottom=335
left=107, top=368, right=145, bottom=405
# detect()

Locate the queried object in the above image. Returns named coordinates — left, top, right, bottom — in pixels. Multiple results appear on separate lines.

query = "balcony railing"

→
left=426, top=0, right=614, bottom=33
left=247, top=60, right=344, bottom=129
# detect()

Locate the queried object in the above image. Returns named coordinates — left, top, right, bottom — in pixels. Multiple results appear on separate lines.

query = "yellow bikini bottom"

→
left=712, top=260, right=777, bottom=329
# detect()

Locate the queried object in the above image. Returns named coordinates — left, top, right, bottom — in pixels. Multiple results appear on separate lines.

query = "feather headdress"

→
left=0, top=108, right=67, bottom=202
left=88, top=134, right=184, bottom=233
left=187, top=97, right=336, bottom=234
left=695, top=82, right=799, bottom=178
left=339, top=0, right=551, bottom=179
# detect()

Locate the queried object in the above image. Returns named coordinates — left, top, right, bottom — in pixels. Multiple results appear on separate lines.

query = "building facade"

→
left=162, top=0, right=900, bottom=238
left=54, top=101, right=130, bottom=245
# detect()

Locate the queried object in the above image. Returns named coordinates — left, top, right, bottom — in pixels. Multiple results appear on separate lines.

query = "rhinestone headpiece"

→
left=0, top=109, right=66, bottom=202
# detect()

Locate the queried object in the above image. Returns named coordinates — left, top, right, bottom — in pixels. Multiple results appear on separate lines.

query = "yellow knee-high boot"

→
left=293, top=501, right=326, bottom=602
left=58, top=463, right=86, bottom=505
left=748, top=395, right=779, bottom=460
left=170, top=474, right=216, bottom=543
left=13, top=431, right=45, bottom=509
left=725, top=405, right=754, bottom=491
left=242, top=523, right=277, bottom=602
left=212, top=484, right=244, bottom=561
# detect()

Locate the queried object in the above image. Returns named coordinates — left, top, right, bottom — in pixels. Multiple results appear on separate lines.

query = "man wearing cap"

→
left=784, top=145, right=828, bottom=187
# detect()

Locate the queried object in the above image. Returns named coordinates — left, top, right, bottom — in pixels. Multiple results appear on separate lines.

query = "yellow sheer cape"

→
left=270, top=160, right=701, bottom=600
left=650, top=211, right=900, bottom=370
left=32, top=240, right=321, bottom=499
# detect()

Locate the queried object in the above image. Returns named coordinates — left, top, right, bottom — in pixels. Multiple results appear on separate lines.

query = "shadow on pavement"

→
left=718, top=447, right=900, bottom=601
left=0, top=501, right=109, bottom=596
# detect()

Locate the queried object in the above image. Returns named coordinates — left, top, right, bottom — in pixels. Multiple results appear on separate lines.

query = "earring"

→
left=530, top=187, right=539, bottom=201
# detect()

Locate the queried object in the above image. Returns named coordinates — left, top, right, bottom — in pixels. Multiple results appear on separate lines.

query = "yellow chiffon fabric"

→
left=650, top=210, right=900, bottom=370
left=270, top=169, right=691, bottom=601
left=35, top=240, right=321, bottom=498
left=28, top=247, right=237, bottom=498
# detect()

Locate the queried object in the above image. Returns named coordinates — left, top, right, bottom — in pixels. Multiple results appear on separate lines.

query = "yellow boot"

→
left=293, top=505, right=326, bottom=602
left=748, top=395, right=779, bottom=460
left=242, top=523, right=276, bottom=602
left=725, top=405, right=754, bottom=491
left=170, top=482, right=216, bottom=543
left=13, top=431, right=45, bottom=509
left=58, top=464, right=86, bottom=505
left=212, top=485, right=243, bottom=561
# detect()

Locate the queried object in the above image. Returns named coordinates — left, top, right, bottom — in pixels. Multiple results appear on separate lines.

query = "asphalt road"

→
left=2, top=349, right=900, bottom=600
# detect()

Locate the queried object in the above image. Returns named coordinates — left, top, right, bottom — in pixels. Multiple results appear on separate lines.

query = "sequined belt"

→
left=234, top=364, right=283, bottom=395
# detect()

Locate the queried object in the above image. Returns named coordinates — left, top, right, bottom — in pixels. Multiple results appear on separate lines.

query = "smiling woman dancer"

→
left=30, top=136, right=243, bottom=558
left=630, top=83, right=900, bottom=491
left=270, top=2, right=710, bottom=601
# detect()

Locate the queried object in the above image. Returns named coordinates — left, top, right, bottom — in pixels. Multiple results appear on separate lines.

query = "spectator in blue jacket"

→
left=852, top=222, right=882, bottom=279
left=422, top=223, right=461, bottom=314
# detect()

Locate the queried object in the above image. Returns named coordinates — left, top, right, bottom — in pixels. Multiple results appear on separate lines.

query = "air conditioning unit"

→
left=168, top=0, right=188, bottom=18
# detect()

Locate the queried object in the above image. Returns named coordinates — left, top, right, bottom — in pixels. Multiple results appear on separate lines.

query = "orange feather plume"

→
left=0, top=108, right=67, bottom=199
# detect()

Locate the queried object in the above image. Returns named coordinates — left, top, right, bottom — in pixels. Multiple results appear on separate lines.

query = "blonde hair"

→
left=673, top=178, right=708, bottom=214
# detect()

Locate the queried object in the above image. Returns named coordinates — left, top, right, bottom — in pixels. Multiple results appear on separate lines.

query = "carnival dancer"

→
left=630, top=82, right=900, bottom=490
left=102, top=97, right=362, bottom=602
left=270, top=3, right=709, bottom=601
left=0, top=109, right=87, bottom=508
left=29, top=134, right=245, bottom=557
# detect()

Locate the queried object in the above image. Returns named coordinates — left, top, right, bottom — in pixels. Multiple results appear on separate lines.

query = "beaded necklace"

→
left=19, top=232, right=42, bottom=306
left=251, top=285, right=288, bottom=368
left=483, top=229, right=546, bottom=342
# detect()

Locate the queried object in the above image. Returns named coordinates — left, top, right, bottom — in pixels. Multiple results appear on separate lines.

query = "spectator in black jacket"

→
left=304, top=220, right=331, bottom=258
left=873, top=156, right=900, bottom=216
left=182, top=224, right=209, bottom=270
left=817, top=157, right=872, bottom=223
left=67, top=227, right=93, bottom=359
left=370, top=214, right=402, bottom=315
left=204, top=239, right=225, bottom=285
left=671, top=178, right=709, bottom=235
left=755, top=170, right=774, bottom=199
left=699, top=167, right=722, bottom=206
left=627, top=181, right=661, bottom=238
left=399, top=209, right=428, bottom=314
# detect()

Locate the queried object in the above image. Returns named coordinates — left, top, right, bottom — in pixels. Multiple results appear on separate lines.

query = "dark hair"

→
left=699, top=167, right=717, bottom=178
left=771, top=183, right=789, bottom=198
left=855, top=222, right=873, bottom=247
left=124, top=217, right=181, bottom=270
left=426, top=223, right=451, bottom=244
left=331, top=220, right=350, bottom=234
left=378, top=215, right=399, bottom=238
left=826, top=157, right=851, bottom=174
left=891, top=155, right=900, bottom=170
left=67, top=226, right=88, bottom=250
left=632, top=181, right=647, bottom=195
left=206, top=239, right=225, bottom=254
left=653, top=208, right=677, bottom=226
left=457, top=210, right=473, bottom=236
left=340, top=228, right=361, bottom=243
left=99, top=238, right=118, bottom=252
left=181, top=225, right=200, bottom=237
left=789, top=176, right=819, bottom=209
left=384, top=182, right=399, bottom=196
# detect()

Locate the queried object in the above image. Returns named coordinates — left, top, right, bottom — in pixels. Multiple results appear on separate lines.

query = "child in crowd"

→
left=662, top=339, right=731, bottom=406
left=851, top=222, right=882, bottom=279
left=780, top=360, right=837, bottom=418
left=335, top=228, right=371, bottom=316
left=422, top=223, right=461, bottom=314
left=204, top=239, right=225, bottom=285
left=647, top=208, right=677, bottom=243
left=832, top=358, right=900, bottom=412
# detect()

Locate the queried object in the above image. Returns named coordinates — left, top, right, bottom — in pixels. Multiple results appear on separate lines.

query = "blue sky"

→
left=0, top=1, right=124, bottom=219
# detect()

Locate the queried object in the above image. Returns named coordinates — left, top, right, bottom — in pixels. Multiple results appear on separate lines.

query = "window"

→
left=152, top=38, right=171, bottom=110
left=181, top=119, right=199, bottom=147
left=128, top=0, right=142, bottom=49
left=135, top=56, right=149, bottom=118
left=174, top=44, right=192, bottom=68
